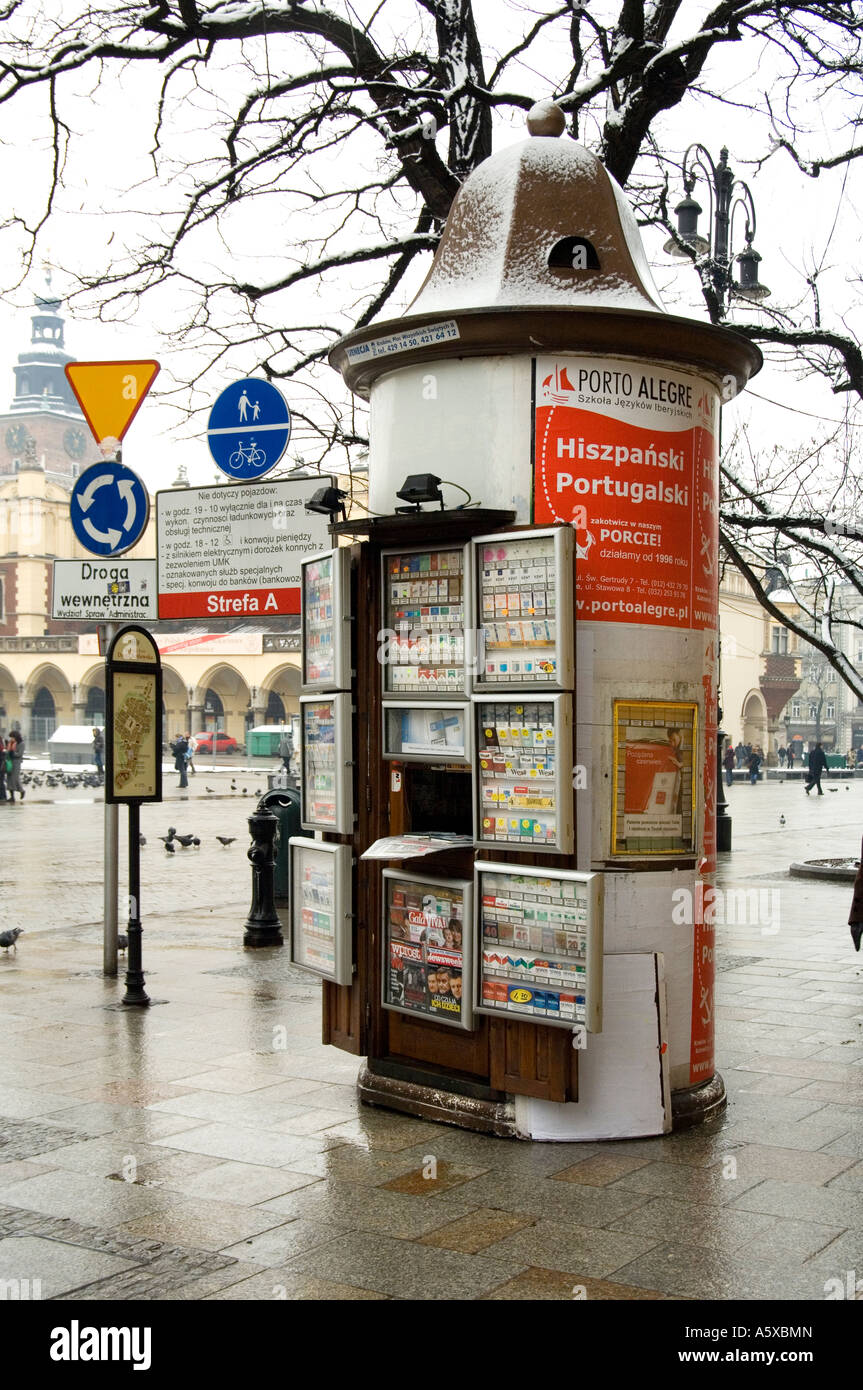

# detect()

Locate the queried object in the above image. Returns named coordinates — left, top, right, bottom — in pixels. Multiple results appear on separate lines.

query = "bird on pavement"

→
left=230, top=781, right=237, bottom=791
left=205, top=786, right=215, bottom=793
left=164, top=839, right=176, bottom=853
left=829, top=787, right=838, bottom=793
left=139, top=834, right=146, bottom=847
left=175, top=833, right=197, bottom=848
left=117, top=934, right=128, bottom=952
left=216, top=836, right=236, bottom=847
left=0, top=928, right=23, bottom=951
left=779, top=815, right=786, bottom=825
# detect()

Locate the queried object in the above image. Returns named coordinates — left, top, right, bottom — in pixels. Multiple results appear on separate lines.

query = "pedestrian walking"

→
left=723, top=743, right=735, bottom=787
left=849, top=837, right=863, bottom=952
left=171, top=733, right=189, bottom=789
left=6, top=731, right=25, bottom=801
left=185, top=732, right=197, bottom=776
left=778, top=745, right=787, bottom=767
left=735, top=741, right=745, bottom=768
left=804, top=741, right=827, bottom=795
left=748, top=747, right=762, bottom=784
left=787, top=743, right=796, bottom=767
left=0, top=731, right=6, bottom=802
left=279, top=728, right=292, bottom=775
left=92, top=727, right=104, bottom=782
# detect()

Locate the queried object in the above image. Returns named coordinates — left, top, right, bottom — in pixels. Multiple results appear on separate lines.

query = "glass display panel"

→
left=383, top=703, right=468, bottom=763
left=474, top=696, right=572, bottom=852
left=475, top=531, right=563, bottom=684
left=381, top=546, right=467, bottom=696
left=289, top=839, right=352, bottom=984
left=382, top=871, right=473, bottom=1030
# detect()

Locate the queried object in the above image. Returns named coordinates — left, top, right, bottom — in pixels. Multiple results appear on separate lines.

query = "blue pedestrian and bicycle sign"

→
left=206, top=378, right=291, bottom=480
left=70, top=461, right=150, bottom=557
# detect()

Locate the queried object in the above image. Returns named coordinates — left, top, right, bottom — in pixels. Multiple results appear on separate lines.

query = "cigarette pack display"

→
left=381, top=545, right=470, bottom=698
left=299, top=693, right=353, bottom=834
left=471, top=528, right=574, bottom=689
left=300, top=548, right=351, bottom=692
left=288, top=838, right=353, bottom=985
left=474, top=863, right=603, bottom=1031
left=472, top=694, right=573, bottom=853
left=382, top=702, right=471, bottom=764
left=382, top=870, right=473, bottom=1029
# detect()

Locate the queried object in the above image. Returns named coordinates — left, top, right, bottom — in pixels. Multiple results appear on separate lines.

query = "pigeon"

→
left=230, top=781, right=237, bottom=791
left=175, top=833, right=197, bottom=848
left=242, top=788, right=248, bottom=795
left=829, top=787, right=838, bottom=793
left=192, top=837, right=200, bottom=847
left=205, top=786, right=215, bottom=794
left=117, top=934, right=128, bottom=953
left=216, top=835, right=236, bottom=847
left=164, top=839, right=176, bottom=853
left=0, top=928, right=23, bottom=951
left=779, top=815, right=785, bottom=825
left=139, top=833, right=146, bottom=847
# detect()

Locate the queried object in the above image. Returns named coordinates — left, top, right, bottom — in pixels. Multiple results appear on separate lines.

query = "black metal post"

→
left=122, top=802, right=151, bottom=1005
left=244, top=803, right=284, bottom=948
left=717, top=713, right=732, bottom=853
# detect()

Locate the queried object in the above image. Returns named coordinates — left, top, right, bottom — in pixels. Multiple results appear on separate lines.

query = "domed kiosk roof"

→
left=406, top=109, right=664, bottom=317
left=330, top=103, right=761, bottom=397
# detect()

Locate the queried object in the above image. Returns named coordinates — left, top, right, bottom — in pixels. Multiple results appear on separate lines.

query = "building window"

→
left=826, top=700, right=836, bottom=720
left=771, top=626, right=789, bottom=654
left=856, top=644, right=863, bottom=665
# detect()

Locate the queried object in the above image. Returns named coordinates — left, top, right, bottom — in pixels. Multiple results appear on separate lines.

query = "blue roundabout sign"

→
left=70, top=461, right=150, bottom=558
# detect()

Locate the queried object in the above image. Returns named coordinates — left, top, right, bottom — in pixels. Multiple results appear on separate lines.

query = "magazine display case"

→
left=380, top=544, right=470, bottom=698
left=289, top=838, right=353, bottom=985
left=474, top=863, right=603, bottom=1032
left=299, top=693, right=353, bottom=834
left=382, top=702, right=470, bottom=764
left=471, top=527, right=573, bottom=689
left=381, top=869, right=474, bottom=1030
left=300, top=548, right=352, bottom=692
left=472, top=694, right=573, bottom=853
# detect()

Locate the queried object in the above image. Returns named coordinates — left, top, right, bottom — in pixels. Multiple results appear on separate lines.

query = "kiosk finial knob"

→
left=527, top=100, right=566, bottom=137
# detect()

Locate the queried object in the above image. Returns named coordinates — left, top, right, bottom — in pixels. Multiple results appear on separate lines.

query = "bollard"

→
left=243, top=802, right=284, bottom=948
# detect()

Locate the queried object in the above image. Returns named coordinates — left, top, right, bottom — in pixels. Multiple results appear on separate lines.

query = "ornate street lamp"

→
left=664, top=146, right=770, bottom=314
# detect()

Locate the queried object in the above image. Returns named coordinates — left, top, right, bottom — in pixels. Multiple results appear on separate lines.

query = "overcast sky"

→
left=1, top=2, right=860, bottom=501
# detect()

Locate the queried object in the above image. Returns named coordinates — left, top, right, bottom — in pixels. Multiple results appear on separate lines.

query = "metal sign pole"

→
left=101, top=621, right=119, bottom=977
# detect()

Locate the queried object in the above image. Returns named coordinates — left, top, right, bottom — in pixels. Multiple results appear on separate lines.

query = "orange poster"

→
left=533, top=357, right=719, bottom=630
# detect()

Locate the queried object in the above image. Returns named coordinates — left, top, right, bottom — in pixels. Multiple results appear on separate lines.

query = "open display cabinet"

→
left=381, top=869, right=474, bottom=1030
left=382, top=702, right=471, bottom=764
left=299, top=693, right=353, bottom=834
left=289, top=838, right=353, bottom=985
left=472, top=693, right=574, bottom=853
left=471, top=526, right=573, bottom=689
left=380, top=543, right=470, bottom=698
left=300, top=547, right=352, bottom=692
left=474, top=863, right=602, bottom=1033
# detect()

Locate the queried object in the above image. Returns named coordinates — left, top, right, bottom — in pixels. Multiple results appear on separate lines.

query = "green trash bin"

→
left=259, top=787, right=310, bottom=900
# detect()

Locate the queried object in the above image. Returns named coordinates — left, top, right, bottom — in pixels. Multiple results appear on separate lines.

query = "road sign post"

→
left=105, top=625, right=163, bottom=1007
left=206, top=378, right=291, bottom=480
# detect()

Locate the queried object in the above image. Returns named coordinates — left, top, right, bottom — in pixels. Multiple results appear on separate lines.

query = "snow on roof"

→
left=406, top=134, right=665, bottom=317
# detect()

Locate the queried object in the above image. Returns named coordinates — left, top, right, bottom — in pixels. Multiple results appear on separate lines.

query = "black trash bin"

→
left=259, top=787, right=310, bottom=900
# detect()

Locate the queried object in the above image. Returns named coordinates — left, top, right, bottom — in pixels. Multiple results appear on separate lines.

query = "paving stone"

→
left=282, top=1230, right=527, bottom=1301
left=479, top=1266, right=668, bottom=1300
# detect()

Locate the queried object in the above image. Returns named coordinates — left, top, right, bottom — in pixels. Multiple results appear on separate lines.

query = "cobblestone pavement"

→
left=1, top=776, right=862, bottom=1301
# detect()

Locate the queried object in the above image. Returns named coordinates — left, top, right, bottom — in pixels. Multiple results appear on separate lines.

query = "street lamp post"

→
left=665, top=145, right=770, bottom=316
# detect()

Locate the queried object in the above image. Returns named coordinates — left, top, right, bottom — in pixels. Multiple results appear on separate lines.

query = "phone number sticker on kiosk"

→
left=156, top=479, right=332, bottom=620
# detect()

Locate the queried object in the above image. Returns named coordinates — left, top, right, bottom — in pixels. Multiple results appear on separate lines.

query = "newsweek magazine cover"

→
left=426, top=945, right=463, bottom=1020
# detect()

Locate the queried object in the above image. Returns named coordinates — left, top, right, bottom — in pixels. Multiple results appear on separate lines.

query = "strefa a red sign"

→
left=533, top=357, right=719, bottom=631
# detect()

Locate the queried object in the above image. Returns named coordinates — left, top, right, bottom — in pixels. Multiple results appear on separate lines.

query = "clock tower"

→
left=0, top=289, right=99, bottom=486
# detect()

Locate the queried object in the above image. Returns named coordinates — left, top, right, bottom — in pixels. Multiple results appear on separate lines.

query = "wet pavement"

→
left=1, top=771, right=862, bottom=1301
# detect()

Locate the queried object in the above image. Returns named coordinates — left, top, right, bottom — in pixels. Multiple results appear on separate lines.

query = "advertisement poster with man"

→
left=612, top=700, right=698, bottom=854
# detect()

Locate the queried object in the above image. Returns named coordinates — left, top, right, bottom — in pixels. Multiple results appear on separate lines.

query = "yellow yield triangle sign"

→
left=65, top=360, right=160, bottom=443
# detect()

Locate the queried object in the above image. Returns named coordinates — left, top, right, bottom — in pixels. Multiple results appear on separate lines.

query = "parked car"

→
left=193, top=732, right=239, bottom=754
